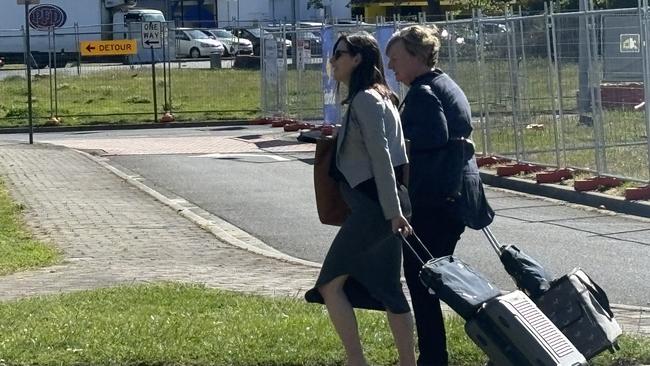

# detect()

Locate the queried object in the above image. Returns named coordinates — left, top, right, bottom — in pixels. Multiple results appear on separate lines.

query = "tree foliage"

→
left=307, top=0, right=641, bottom=15
left=448, top=0, right=511, bottom=15
left=502, top=0, right=636, bottom=12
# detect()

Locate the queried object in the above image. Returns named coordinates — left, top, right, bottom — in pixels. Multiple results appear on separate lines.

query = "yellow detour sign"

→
left=80, top=39, right=137, bottom=56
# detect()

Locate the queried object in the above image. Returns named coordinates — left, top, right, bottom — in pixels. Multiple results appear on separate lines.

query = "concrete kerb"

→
left=0, top=120, right=253, bottom=135
left=480, top=171, right=650, bottom=219
left=74, top=149, right=322, bottom=269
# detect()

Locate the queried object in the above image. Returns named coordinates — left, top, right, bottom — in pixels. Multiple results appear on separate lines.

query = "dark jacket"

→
left=400, top=69, right=481, bottom=210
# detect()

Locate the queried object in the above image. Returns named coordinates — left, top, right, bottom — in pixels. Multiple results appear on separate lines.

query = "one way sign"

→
left=142, top=21, right=162, bottom=49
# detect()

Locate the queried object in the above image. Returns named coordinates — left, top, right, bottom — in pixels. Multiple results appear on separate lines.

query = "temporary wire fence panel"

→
left=510, top=14, right=560, bottom=167
left=599, top=11, right=649, bottom=181
left=1, top=11, right=649, bottom=183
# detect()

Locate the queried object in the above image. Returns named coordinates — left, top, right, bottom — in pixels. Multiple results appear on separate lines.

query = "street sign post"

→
left=141, top=21, right=162, bottom=49
left=141, top=21, right=162, bottom=122
left=79, top=40, right=137, bottom=56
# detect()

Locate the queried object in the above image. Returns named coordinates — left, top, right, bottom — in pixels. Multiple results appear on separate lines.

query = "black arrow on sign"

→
left=144, top=40, right=160, bottom=45
left=86, top=44, right=96, bottom=53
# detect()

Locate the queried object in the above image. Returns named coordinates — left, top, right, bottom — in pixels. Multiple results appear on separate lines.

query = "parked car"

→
left=202, top=28, right=253, bottom=57
left=443, top=22, right=507, bottom=46
left=482, top=22, right=507, bottom=35
left=266, top=24, right=322, bottom=56
left=175, top=28, right=224, bottom=59
left=227, top=27, right=292, bottom=56
left=334, top=19, right=371, bottom=26
left=0, top=57, right=4, bottom=68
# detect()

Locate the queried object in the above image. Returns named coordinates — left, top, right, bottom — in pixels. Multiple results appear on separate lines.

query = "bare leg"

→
left=319, top=275, right=368, bottom=366
left=387, top=311, right=417, bottom=366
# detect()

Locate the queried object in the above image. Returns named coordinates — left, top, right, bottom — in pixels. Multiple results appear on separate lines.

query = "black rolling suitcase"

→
left=482, top=227, right=622, bottom=359
left=400, top=232, right=588, bottom=366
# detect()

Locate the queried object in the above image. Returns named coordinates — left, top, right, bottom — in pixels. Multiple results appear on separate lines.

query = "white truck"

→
left=0, top=0, right=167, bottom=67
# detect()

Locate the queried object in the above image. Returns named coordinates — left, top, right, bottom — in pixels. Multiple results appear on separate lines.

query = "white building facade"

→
left=135, top=0, right=351, bottom=27
left=216, top=0, right=352, bottom=27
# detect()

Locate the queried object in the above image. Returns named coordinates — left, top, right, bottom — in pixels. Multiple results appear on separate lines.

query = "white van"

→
left=175, top=28, right=224, bottom=58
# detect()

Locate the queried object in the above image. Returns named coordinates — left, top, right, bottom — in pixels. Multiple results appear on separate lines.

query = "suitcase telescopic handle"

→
left=398, top=231, right=435, bottom=265
left=481, top=227, right=504, bottom=256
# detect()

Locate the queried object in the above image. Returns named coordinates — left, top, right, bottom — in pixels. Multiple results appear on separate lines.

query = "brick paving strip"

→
left=0, top=142, right=319, bottom=301
left=40, top=135, right=317, bottom=156
left=0, top=140, right=647, bottom=337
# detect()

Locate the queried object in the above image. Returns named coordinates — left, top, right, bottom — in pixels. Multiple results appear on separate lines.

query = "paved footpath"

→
left=0, top=141, right=319, bottom=300
left=0, top=140, right=647, bottom=338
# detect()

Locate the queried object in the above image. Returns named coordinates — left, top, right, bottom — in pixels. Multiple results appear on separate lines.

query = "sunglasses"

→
left=333, top=49, right=351, bottom=60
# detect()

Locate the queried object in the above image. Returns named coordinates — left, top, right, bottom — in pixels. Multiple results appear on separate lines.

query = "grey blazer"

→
left=336, top=89, right=409, bottom=220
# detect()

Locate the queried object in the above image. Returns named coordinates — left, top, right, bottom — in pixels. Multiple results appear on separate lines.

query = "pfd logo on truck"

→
left=28, top=4, right=67, bottom=30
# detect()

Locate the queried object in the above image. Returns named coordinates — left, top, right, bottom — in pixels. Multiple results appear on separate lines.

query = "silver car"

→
left=175, top=28, right=224, bottom=58
left=203, top=29, right=253, bottom=57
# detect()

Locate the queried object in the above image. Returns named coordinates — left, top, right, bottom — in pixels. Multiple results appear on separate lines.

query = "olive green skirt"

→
left=305, top=182, right=410, bottom=314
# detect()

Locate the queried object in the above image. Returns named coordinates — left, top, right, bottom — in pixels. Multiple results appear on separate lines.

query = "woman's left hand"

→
left=391, top=215, right=413, bottom=237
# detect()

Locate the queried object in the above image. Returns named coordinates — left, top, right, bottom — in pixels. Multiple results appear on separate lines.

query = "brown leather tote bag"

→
left=314, top=135, right=351, bottom=226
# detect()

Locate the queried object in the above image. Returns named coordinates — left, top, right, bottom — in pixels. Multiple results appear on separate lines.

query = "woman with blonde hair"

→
left=387, top=25, right=486, bottom=366
left=305, top=31, right=416, bottom=366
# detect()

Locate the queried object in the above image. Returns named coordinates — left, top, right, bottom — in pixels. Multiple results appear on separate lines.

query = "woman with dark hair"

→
left=386, top=25, right=486, bottom=366
left=305, top=32, right=416, bottom=366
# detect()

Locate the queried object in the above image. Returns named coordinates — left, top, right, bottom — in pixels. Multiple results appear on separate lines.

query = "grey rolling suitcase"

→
left=399, top=233, right=588, bottom=366
left=482, top=227, right=622, bottom=359
left=465, top=290, right=588, bottom=366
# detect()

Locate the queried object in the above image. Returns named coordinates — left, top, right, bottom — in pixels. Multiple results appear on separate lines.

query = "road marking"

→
left=194, top=153, right=290, bottom=161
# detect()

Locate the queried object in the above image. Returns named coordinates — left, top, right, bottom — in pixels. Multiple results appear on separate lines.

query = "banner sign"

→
left=602, top=16, right=642, bottom=81
left=321, top=26, right=339, bottom=125
left=376, top=24, right=399, bottom=94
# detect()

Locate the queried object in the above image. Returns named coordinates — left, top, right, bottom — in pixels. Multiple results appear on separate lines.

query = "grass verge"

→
left=0, top=67, right=325, bottom=127
left=0, top=283, right=647, bottom=366
left=0, top=180, right=59, bottom=276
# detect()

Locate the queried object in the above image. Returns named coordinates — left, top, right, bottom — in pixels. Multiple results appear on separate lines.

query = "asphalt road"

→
left=109, top=152, right=650, bottom=307
left=2, top=126, right=649, bottom=307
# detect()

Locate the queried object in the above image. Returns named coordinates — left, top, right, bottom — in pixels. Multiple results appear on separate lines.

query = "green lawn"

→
left=471, top=111, right=650, bottom=180
left=0, top=282, right=647, bottom=366
left=0, top=180, right=59, bottom=275
left=0, top=66, right=325, bottom=127
left=0, top=283, right=483, bottom=366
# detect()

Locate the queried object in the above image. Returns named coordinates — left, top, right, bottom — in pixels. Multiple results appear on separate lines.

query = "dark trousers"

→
left=403, top=205, right=465, bottom=366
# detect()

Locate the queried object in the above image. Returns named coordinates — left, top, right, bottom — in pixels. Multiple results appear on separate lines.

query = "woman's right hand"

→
left=391, top=215, right=412, bottom=237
